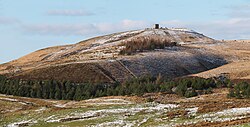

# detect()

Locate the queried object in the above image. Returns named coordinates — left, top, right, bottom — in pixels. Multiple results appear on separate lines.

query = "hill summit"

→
left=2, top=25, right=247, bottom=83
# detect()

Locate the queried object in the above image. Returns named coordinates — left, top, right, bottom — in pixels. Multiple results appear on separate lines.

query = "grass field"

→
left=1, top=89, right=250, bottom=127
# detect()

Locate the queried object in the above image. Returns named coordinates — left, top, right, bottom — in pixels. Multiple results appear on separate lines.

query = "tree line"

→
left=0, top=74, right=241, bottom=100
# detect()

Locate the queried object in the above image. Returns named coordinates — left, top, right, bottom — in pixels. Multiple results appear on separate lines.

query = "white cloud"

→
left=95, top=20, right=150, bottom=33
left=21, top=20, right=150, bottom=36
left=22, top=24, right=96, bottom=36
left=47, top=9, right=94, bottom=16
left=160, top=20, right=187, bottom=28
left=131, top=18, right=245, bottom=40
left=160, top=18, right=250, bottom=40
left=188, top=18, right=250, bottom=40
left=0, top=16, right=19, bottom=24
left=227, top=4, right=250, bottom=18
left=20, top=18, right=250, bottom=40
left=197, top=4, right=250, bottom=39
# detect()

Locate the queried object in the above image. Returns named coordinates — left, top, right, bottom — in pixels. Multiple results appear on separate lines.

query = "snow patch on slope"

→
left=92, top=30, right=144, bottom=45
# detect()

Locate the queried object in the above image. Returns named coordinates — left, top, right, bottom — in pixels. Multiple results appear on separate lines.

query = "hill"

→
left=1, top=27, right=250, bottom=83
left=191, top=40, right=250, bottom=82
left=1, top=27, right=250, bottom=127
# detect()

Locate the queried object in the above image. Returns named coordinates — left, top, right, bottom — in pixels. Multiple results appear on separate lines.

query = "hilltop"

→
left=0, top=26, right=250, bottom=83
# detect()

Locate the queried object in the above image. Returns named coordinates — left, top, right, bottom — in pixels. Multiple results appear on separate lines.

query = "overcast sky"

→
left=0, top=0, right=250, bottom=63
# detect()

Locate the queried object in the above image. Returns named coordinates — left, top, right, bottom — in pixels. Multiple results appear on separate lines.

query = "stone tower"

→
left=154, top=24, right=159, bottom=29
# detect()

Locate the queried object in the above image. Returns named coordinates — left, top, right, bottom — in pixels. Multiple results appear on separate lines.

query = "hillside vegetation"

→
left=0, top=74, right=239, bottom=100
left=0, top=28, right=226, bottom=83
left=119, top=36, right=177, bottom=55
left=228, top=82, right=250, bottom=99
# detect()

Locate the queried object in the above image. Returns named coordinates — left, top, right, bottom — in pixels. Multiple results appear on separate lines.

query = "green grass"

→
left=0, top=103, right=137, bottom=127
left=1, top=96, right=250, bottom=127
left=234, top=123, right=250, bottom=127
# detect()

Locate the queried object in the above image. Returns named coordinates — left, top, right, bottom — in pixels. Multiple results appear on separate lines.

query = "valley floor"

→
left=1, top=88, right=250, bottom=127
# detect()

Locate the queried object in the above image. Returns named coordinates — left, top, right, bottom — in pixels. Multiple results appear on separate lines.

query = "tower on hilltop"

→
left=154, top=24, right=159, bottom=29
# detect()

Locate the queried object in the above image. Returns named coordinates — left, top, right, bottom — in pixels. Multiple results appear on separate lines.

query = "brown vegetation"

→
left=167, top=110, right=188, bottom=119
left=13, top=63, right=114, bottom=83
left=180, top=117, right=250, bottom=127
left=119, top=36, right=177, bottom=55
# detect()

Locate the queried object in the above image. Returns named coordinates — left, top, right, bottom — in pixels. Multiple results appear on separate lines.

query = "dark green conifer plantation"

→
left=0, top=74, right=243, bottom=100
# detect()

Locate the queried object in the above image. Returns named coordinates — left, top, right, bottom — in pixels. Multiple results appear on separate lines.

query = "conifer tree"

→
left=55, top=83, right=62, bottom=100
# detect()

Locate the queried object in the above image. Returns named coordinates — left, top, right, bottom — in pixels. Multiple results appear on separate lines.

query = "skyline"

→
left=1, top=0, right=250, bottom=63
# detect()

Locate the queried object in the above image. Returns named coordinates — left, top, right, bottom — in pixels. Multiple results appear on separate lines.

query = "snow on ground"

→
left=0, top=97, right=31, bottom=106
left=169, top=28, right=195, bottom=32
left=168, top=30, right=183, bottom=42
left=54, top=103, right=67, bottom=108
left=0, top=97, right=18, bottom=102
left=97, top=120, right=135, bottom=127
left=24, top=27, right=216, bottom=63
left=35, top=107, right=47, bottom=112
left=156, top=107, right=250, bottom=126
left=216, top=107, right=250, bottom=116
left=84, top=98, right=133, bottom=105
left=93, top=30, right=144, bottom=45
left=4, top=99, right=250, bottom=127
left=140, top=29, right=167, bottom=36
left=186, top=107, right=199, bottom=116
left=43, top=29, right=144, bottom=61
left=45, top=103, right=179, bottom=124
left=137, top=118, right=150, bottom=126
left=194, top=107, right=250, bottom=123
left=7, top=120, right=37, bottom=127
left=146, top=103, right=179, bottom=111
left=43, top=45, right=75, bottom=61
left=4, top=108, right=23, bottom=113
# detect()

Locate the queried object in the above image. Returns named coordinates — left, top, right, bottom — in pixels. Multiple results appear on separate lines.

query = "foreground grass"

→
left=1, top=93, right=250, bottom=127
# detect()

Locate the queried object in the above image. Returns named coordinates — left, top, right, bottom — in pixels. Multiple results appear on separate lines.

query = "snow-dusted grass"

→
left=45, top=102, right=179, bottom=124
left=84, top=98, right=133, bottom=105
left=7, top=120, right=37, bottom=127
left=54, top=103, right=67, bottom=108
left=3, top=105, right=250, bottom=127
left=186, top=107, right=199, bottom=116
left=197, top=107, right=250, bottom=123
left=1, top=101, right=180, bottom=127
left=2, top=94, right=250, bottom=127
left=0, top=97, right=18, bottom=102
left=35, top=107, right=47, bottom=112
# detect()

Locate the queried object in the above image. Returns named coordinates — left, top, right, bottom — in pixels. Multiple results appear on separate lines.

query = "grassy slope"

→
left=1, top=88, right=250, bottom=127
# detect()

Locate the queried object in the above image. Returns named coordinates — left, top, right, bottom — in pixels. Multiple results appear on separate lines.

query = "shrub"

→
left=160, top=81, right=175, bottom=93
left=204, top=87, right=213, bottom=94
left=175, top=83, right=187, bottom=96
left=146, top=98, right=154, bottom=102
left=228, top=82, right=250, bottom=99
left=184, top=90, right=198, bottom=98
